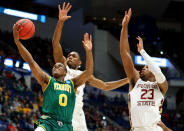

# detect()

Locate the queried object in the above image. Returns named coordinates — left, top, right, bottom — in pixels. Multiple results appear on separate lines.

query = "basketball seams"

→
left=16, top=19, right=35, bottom=40
left=17, top=19, right=29, bottom=32
left=21, top=21, right=34, bottom=39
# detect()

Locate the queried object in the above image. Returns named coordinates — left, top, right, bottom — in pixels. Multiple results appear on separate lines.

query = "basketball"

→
left=15, top=19, right=35, bottom=40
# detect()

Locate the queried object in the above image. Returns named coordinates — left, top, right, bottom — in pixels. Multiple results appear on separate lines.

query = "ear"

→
left=64, top=70, right=67, bottom=75
left=78, top=60, right=82, bottom=67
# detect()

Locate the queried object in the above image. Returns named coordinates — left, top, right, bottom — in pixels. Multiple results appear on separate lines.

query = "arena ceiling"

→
left=35, top=0, right=184, bottom=21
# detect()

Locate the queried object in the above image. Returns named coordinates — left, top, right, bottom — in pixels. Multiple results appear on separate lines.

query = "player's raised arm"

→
left=120, top=9, right=139, bottom=86
left=13, top=24, right=50, bottom=91
left=87, top=76, right=129, bottom=91
left=137, top=36, right=168, bottom=95
left=157, top=121, right=173, bottom=131
left=52, top=2, right=72, bottom=65
left=72, top=33, right=93, bottom=88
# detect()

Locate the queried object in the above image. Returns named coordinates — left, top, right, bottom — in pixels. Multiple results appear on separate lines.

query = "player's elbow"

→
left=102, top=84, right=111, bottom=91
left=85, top=67, right=93, bottom=76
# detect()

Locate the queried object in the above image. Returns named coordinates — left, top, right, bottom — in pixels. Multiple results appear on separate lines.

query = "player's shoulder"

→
left=67, top=66, right=83, bottom=74
left=65, top=79, right=74, bottom=86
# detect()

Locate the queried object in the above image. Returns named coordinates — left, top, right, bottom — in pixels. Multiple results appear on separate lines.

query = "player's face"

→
left=66, top=51, right=81, bottom=69
left=52, top=63, right=67, bottom=78
left=140, top=65, right=152, bottom=79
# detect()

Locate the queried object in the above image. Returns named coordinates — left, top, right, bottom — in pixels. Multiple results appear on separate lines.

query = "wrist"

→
left=85, top=49, right=92, bottom=52
left=122, top=25, right=128, bottom=29
left=140, top=49, right=146, bottom=55
left=58, top=20, right=65, bottom=24
left=14, top=39, right=19, bottom=43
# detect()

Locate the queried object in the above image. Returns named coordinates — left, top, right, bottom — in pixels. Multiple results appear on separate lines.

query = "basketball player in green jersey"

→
left=13, top=24, right=93, bottom=131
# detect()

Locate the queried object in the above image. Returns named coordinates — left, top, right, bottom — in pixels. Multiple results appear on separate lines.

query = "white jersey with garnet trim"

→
left=64, top=66, right=85, bottom=107
left=129, top=78, right=164, bottom=128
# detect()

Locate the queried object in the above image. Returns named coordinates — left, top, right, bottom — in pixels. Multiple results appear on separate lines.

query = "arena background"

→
left=0, top=0, right=184, bottom=130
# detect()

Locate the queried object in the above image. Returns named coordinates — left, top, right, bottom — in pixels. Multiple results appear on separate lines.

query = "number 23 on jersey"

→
left=141, top=89, right=154, bottom=99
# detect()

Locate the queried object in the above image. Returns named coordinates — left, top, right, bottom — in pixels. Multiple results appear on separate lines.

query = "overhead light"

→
left=102, top=17, right=106, bottom=21
left=0, top=6, right=46, bottom=23
left=93, top=17, right=97, bottom=20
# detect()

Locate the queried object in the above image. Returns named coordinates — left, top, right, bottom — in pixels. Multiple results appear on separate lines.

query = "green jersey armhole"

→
left=39, top=125, right=47, bottom=131
left=70, top=79, right=76, bottom=95
left=43, top=77, right=52, bottom=92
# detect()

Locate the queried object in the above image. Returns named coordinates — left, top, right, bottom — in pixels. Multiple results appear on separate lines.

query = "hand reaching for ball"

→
left=14, top=19, right=35, bottom=40
left=13, top=24, right=20, bottom=42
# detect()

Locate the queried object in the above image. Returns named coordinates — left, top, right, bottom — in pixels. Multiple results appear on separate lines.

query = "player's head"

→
left=140, top=65, right=154, bottom=80
left=66, top=51, right=82, bottom=70
left=52, top=63, right=67, bottom=78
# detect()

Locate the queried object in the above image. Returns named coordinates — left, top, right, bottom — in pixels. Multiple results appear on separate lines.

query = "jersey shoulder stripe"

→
left=43, top=76, right=52, bottom=92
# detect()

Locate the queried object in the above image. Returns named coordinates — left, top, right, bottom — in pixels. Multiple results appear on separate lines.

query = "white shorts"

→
left=132, top=125, right=163, bottom=131
left=72, top=107, right=88, bottom=131
left=34, top=126, right=45, bottom=131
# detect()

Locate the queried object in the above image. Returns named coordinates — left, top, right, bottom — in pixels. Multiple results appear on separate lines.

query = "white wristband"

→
left=140, top=49, right=146, bottom=55
left=140, top=49, right=166, bottom=83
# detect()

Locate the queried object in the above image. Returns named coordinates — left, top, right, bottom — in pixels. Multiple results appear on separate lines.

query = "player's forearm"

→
left=52, top=20, right=64, bottom=47
left=52, top=20, right=66, bottom=63
left=15, top=40, right=34, bottom=65
left=164, top=127, right=173, bottom=131
left=85, top=50, right=93, bottom=75
left=120, top=26, right=130, bottom=54
left=140, top=49, right=166, bottom=83
left=105, top=78, right=129, bottom=91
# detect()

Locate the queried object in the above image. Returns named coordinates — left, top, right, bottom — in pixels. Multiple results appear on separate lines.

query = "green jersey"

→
left=42, top=77, right=76, bottom=123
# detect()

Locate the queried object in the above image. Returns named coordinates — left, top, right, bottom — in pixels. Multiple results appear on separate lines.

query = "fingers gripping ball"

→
left=15, top=19, right=35, bottom=40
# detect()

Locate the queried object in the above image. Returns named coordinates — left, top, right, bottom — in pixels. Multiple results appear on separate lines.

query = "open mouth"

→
left=68, top=60, right=73, bottom=63
left=140, top=70, right=144, bottom=75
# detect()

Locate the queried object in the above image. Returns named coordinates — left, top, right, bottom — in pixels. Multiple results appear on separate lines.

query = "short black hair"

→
left=68, top=51, right=82, bottom=60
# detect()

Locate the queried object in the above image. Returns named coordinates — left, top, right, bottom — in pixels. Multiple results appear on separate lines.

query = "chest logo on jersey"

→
left=137, top=83, right=158, bottom=90
left=54, top=83, right=71, bottom=93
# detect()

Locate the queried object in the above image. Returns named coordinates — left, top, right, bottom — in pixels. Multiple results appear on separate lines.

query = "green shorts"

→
left=34, top=115, right=73, bottom=131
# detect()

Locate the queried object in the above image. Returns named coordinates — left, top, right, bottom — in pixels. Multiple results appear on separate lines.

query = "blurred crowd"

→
left=86, top=88, right=184, bottom=131
left=0, top=68, right=122, bottom=131
left=0, top=69, right=41, bottom=131
left=0, top=30, right=54, bottom=71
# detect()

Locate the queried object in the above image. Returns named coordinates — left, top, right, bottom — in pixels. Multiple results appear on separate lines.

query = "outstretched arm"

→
left=87, top=76, right=129, bottom=91
left=137, top=36, right=168, bottom=95
left=13, top=24, right=50, bottom=91
left=72, top=33, right=93, bottom=88
left=157, top=121, right=173, bottom=131
left=52, top=2, right=72, bottom=65
left=120, top=9, right=139, bottom=87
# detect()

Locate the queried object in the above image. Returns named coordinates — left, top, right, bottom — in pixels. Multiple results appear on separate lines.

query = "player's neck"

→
left=56, top=76, right=65, bottom=83
left=70, top=65, right=79, bottom=70
left=144, top=77, right=155, bottom=82
left=68, top=64, right=79, bottom=70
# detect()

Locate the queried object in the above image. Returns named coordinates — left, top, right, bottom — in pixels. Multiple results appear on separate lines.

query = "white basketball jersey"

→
left=129, top=79, right=164, bottom=128
left=65, top=66, right=85, bottom=107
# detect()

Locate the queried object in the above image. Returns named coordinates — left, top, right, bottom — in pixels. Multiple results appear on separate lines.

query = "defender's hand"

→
left=122, top=8, right=132, bottom=27
left=82, top=33, right=92, bottom=51
left=136, top=36, right=144, bottom=53
left=58, top=2, right=72, bottom=22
